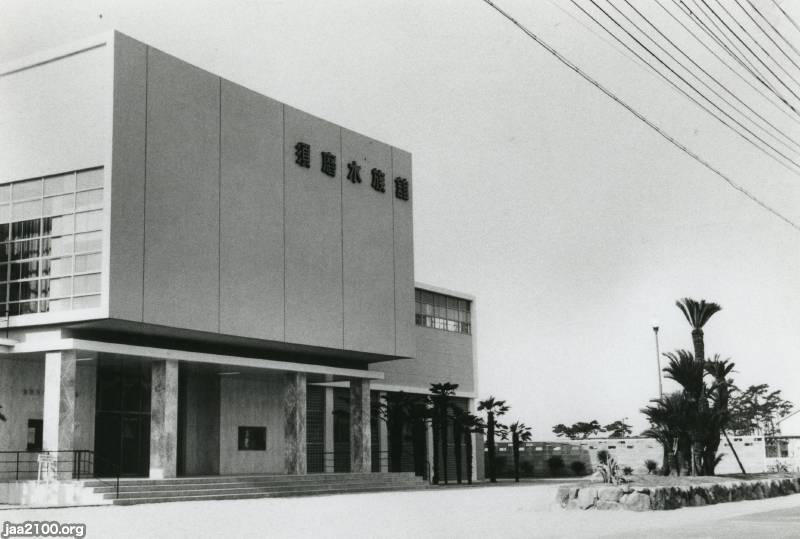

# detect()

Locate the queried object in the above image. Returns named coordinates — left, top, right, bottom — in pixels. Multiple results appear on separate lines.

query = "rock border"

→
left=556, top=477, right=800, bottom=511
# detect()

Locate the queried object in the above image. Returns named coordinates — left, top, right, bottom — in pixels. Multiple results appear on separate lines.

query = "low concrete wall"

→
left=556, top=476, right=800, bottom=511
left=1, top=480, right=110, bottom=506
left=493, top=436, right=767, bottom=477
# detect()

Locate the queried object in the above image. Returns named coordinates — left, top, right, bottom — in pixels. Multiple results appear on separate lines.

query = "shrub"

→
left=622, top=466, right=633, bottom=476
left=645, top=459, right=658, bottom=474
left=597, top=449, right=609, bottom=465
left=547, top=455, right=565, bottom=476
left=520, top=461, right=534, bottom=476
left=569, top=461, right=587, bottom=476
left=597, top=455, right=627, bottom=485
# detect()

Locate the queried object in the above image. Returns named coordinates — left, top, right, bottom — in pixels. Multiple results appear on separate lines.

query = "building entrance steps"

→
left=80, top=472, right=428, bottom=505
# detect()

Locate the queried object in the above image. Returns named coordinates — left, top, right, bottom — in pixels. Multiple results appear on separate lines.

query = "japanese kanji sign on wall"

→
left=293, top=141, right=410, bottom=201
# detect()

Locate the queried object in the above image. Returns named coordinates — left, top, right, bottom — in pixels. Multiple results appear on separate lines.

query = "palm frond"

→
left=675, top=298, right=722, bottom=329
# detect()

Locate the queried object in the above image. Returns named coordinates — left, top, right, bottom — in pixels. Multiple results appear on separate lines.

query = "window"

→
left=0, top=168, right=104, bottom=316
left=238, top=426, right=267, bottom=451
left=414, top=288, right=471, bottom=334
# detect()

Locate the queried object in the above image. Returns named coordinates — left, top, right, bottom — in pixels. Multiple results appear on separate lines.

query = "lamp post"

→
left=652, top=323, right=663, bottom=399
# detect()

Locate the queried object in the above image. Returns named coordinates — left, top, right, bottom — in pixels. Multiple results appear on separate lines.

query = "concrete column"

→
left=43, top=350, right=76, bottom=478
left=149, top=359, right=179, bottom=479
left=284, top=372, right=307, bottom=475
left=324, top=386, right=335, bottom=473
left=426, top=418, right=434, bottom=480
left=378, top=391, right=389, bottom=472
left=350, top=378, right=371, bottom=473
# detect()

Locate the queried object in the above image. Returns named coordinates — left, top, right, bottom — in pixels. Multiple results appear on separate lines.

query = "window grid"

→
left=414, top=289, right=471, bottom=334
left=0, top=168, right=104, bottom=317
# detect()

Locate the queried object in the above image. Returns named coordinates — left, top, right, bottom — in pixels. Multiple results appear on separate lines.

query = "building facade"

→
left=0, top=32, right=477, bottom=481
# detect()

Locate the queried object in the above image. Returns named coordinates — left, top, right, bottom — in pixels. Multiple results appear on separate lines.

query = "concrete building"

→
left=0, top=32, right=477, bottom=483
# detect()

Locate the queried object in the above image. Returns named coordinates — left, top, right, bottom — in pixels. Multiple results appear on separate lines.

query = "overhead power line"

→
left=573, top=0, right=800, bottom=174
left=678, top=0, right=800, bottom=116
left=700, top=0, right=800, bottom=105
left=478, top=0, right=800, bottom=232
left=748, top=0, right=800, bottom=60
left=685, top=0, right=775, bottom=93
left=656, top=0, right=800, bottom=124
left=618, top=0, right=800, bottom=154
left=736, top=0, right=800, bottom=74
left=713, top=0, right=800, bottom=93
left=770, top=0, right=800, bottom=35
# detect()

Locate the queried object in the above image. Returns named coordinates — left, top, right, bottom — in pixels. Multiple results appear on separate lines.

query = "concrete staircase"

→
left=82, top=472, right=428, bottom=505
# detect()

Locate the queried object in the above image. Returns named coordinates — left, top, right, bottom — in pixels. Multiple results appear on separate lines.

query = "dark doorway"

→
left=94, top=358, right=151, bottom=477
left=333, top=387, right=350, bottom=472
left=306, top=385, right=325, bottom=473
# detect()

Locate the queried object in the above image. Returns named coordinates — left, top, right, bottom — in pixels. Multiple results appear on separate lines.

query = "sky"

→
left=2, top=0, right=799, bottom=439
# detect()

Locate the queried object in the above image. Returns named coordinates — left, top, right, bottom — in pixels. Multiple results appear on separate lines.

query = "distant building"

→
left=0, top=32, right=477, bottom=482
left=491, top=435, right=768, bottom=477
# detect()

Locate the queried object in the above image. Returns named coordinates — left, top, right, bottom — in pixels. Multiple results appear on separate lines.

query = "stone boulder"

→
left=555, top=486, right=571, bottom=507
left=577, top=487, right=598, bottom=510
left=621, top=492, right=651, bottom=512
left=597, top=487, right=623, bottom=503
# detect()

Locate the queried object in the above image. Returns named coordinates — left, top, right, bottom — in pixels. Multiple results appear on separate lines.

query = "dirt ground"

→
left=3, top=481, right=800, bottom=538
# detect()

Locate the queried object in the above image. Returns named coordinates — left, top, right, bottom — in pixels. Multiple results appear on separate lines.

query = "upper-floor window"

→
left=415, top=289, right=471, bottom=334
left=0, top=167, right=104, bottom=316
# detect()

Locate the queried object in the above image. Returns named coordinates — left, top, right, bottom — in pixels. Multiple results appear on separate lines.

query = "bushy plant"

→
left=644, top=459, right=658, bottom=474
left=623, top=466, right=633, bottom=476
left=569, top=460, right=587, bottom=476
left=597, top=455, right=627, bottom=485
left=547, top=455, right=565, bottom=476
left=597, top=449, right=609, bottom=465
left=768, top=460, right=790, bottom=473
left=520, top=461, right=534, bottom=476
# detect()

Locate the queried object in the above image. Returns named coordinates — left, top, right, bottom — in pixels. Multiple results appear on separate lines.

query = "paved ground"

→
left=2, top=481, right=800, bottom=538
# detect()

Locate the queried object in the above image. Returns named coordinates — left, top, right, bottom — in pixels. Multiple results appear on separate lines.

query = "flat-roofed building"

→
left=0, top=32, right=478, bottom=484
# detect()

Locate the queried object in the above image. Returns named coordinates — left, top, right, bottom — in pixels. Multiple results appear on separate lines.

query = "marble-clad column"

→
left=150, top=359, right=179, bottom=479
left=350, top=378, right=371, bottom=473
left=284, top=372, right=307, bottom=475
left=378, top=391, right=389, bottom=472
left=43, top=350, right=76, bottom=478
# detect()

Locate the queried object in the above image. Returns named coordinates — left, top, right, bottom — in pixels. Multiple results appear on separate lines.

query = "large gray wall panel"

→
left=109, top=33, right=146, bottom=321
left=143, top=49, right=220, bottom=332
left=392, top=150, right=415, bottom=358
left=373, top=327, right=474, bottom=393
left=341, top=130, right=395, bottom=355
left=220, top=81, right=284, bottom=340
left=0, top=44, right=109, bottom=183
left=283, top=107, right=343, bottom=349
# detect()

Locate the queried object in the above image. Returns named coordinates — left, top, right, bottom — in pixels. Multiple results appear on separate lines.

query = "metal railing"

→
left=0, top=450, right=120, bottom=499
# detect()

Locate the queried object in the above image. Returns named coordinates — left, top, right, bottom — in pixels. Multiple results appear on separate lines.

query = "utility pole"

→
left=652, top=324, right=663, bottom=399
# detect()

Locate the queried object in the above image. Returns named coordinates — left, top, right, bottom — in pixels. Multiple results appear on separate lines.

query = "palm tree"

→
left=675, top=297, right=722, bottom=475
left=663, top=349, right=707, bottom=475
left=641, top=391, right=693, bottom=476
left=451, top=405, right=469, bottom=484
left=458, top=412, right=485, bottom=485
left=508, top=421, right=532, bottom=482
left=676, top=298, right=722, bottom=364
left=478, top=396, right=509, bottom=483
left=704, top=356, right=745, bottom=474
left=429, top=382, right=458, bottom=485
left=378, top=392, right=427, bottom=473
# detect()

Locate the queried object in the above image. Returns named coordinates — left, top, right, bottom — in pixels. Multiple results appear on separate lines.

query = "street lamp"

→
left=652, top=322, right=663, bottom=399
